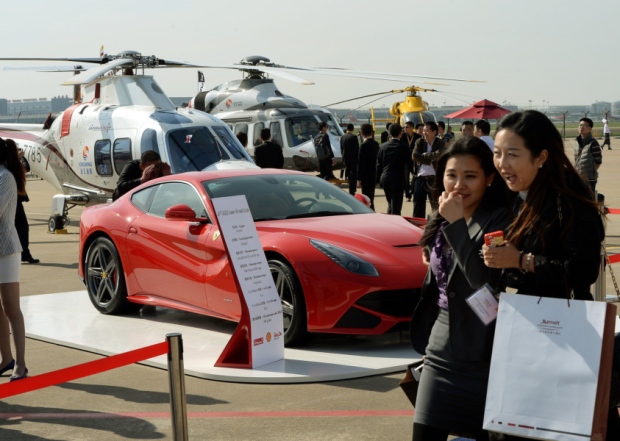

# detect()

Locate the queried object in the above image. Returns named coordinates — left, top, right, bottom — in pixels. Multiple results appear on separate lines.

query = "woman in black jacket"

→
left=482, top=110, right=617, bottom=439
left=410, top=137, right=509, bottom=440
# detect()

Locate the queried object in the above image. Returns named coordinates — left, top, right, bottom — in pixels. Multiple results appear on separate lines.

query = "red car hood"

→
left=254, top=213, right=422, bottom=247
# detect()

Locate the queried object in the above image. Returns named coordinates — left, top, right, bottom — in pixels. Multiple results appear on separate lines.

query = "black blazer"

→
left=340, top=132, right=359, bottom=167
left=412, top=137, right=446, bottom=175
left=357, top=138, right=379, bottom=185
left=410, top=206, right=508, bottom=362
left=254, top=141, right=285, bottom=169
left=376, top=138, right=410, bottom=189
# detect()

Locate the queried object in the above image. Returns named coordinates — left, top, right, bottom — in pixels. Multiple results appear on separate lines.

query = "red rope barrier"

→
left=608, top=254, right=620, bottom=265
left=607, top=208, right=620, bottom=215
left=0, top=341, right=168, bottom=399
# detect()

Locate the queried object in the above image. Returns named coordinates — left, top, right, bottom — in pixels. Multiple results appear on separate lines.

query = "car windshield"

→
left=203, top=174, right=374, bottom=221
left=166, top=126, right=251, bottom=173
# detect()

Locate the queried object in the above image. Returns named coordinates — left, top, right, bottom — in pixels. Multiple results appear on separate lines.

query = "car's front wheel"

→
left=85, top=237, right=141, bottom=314
left=268, top=259, right=310, bottom=346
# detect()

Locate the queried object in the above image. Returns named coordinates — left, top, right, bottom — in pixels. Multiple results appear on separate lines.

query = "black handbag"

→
left=399, top=360, right=423, bottom=407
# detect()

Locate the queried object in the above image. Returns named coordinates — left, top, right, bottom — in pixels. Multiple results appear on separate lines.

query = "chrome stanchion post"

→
left=167, top=333, right=188, bottom=441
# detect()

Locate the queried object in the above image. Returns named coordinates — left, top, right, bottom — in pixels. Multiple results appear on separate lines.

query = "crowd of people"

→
left=2, top=110, right=618, bottom=438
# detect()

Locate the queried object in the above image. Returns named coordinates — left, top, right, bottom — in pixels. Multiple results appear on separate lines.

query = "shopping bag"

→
left=399, top=360, right=423, bottom=407
left=483, top=293, right=616, bottom=440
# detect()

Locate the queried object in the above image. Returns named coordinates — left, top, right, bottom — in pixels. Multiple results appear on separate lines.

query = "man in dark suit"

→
left=340, top=123, right=359, bottom=195
left=412, top=121, right=446, bottom=218
left=380, top=122, right=392, bottom=144
left=254, top=128, right=284, bottom=169
left=401, top=121, right=420, bottom=202
left=376, top=123, right=409, bottom=215
left=314, top=122, right=336, bottom=180
left=357, top=123, right=380, bottom=210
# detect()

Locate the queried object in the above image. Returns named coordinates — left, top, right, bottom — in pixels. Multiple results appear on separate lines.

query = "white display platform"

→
left=22, top=291, right=420, bottom=384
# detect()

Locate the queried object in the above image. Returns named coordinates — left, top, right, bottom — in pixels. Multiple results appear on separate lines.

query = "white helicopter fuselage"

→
left=0, top=75, right=255, bottom=228
left=190, top=78, right=344, bottom=172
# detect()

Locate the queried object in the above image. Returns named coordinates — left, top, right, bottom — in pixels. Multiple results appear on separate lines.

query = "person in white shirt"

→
left=0, top=138, right=28, bottom=381
left=474, top=120, right=494, bottom=151
left=602, top=119, right=612, bottom=150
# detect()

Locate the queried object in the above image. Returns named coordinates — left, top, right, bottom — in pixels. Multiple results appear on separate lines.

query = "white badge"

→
left=466, top=284, right=499, bottom=325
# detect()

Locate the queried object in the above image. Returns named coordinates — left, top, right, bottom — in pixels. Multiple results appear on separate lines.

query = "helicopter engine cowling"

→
left=189, top=90, right=220, bottom=113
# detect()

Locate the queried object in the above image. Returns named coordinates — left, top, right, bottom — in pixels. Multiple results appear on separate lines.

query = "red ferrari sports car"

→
left=78, top=168, right=427, bottom=345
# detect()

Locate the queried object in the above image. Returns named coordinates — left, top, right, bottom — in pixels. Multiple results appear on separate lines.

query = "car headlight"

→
left=310, top=239, right=379, bottom=276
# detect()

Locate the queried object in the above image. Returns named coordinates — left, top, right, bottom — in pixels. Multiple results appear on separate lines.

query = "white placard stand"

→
left=211, top=195, right=285, bottom=368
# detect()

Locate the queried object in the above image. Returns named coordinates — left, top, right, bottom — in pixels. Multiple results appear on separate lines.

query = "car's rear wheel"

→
left=85, top=237, right=141, bottom=314
left=268, top=259, right=310, bottom=346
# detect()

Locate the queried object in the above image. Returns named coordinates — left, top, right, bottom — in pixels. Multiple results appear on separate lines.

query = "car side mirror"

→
left=165, top=204, right=206, bottom=222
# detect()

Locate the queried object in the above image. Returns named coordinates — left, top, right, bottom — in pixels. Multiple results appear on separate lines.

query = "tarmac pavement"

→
left=2, top=139, right=619, bottom=440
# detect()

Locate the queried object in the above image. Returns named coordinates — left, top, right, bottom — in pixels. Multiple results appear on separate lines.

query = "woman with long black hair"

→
left=482, top=110, right=617, bottom=439
left=411, top=136, right=509, bottom=440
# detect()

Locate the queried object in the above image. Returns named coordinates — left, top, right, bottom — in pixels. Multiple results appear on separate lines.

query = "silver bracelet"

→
left=524, top=253, right=533, bottom=273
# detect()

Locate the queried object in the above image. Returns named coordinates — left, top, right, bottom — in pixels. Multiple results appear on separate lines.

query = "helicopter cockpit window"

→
left=149, top=111, right=193, bottom=125
left=317, top=114, right=344, bottom=136
left=113, top=138, right=132, bottom=175
left=212, top=126, right=252, bottom=161
left=141, top=129, right=160, bottom=156
left=94, top=140, right=113, bottom=176
left=285, top=117, right=318, bottom=147
left=403, top=111, right=437, bottom=125
left=166, top=127, right=224, bottom=173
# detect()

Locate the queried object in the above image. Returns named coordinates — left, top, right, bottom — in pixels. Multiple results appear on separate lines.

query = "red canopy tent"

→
left=444, top=99, right=511, bottom=120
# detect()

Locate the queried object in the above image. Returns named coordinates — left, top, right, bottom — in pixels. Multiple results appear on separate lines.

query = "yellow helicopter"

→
left=325, top=85, right=443, bottom=132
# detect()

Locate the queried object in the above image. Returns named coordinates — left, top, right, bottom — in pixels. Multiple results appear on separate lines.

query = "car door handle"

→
left=128, top=227, right=138, bottom=235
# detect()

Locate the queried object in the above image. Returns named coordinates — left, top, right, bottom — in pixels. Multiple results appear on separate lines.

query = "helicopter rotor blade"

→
left=308, top=67, right=484, bottom=83
left=62, top=59, right=131, bottom=85
left=324, top=91, right=398, bottom=107
left=194, top=63, right=314, bottom=85
left=324, top=85, right=444, bottom=107
left=0, top=65, right=86, bottom=72
left=259, top=67, right=314, bottom=85
left=0, top=57, right=104, bottom=64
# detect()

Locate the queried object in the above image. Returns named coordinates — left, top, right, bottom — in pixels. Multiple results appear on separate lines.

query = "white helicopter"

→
left=187, top=56, right=482, bottom=172
left=188, top=55, right=345, bottom=172
left=0, top=50, right=256, bottom=232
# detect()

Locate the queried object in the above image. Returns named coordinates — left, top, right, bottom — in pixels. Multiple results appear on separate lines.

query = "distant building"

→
left=591, top=101, right=611, bottom=116
left=51, top=96, right=72, bottom=113
left=0, top=95, right=72, bottom=116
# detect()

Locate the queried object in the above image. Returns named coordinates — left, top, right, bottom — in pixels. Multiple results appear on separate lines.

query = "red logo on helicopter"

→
left=225, top=99, right=233, bottom=108
left=82, top=146, right=89, bottom=159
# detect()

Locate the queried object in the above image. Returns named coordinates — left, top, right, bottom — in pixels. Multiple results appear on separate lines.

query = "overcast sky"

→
left=2, top=0, right=617, bottom=112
